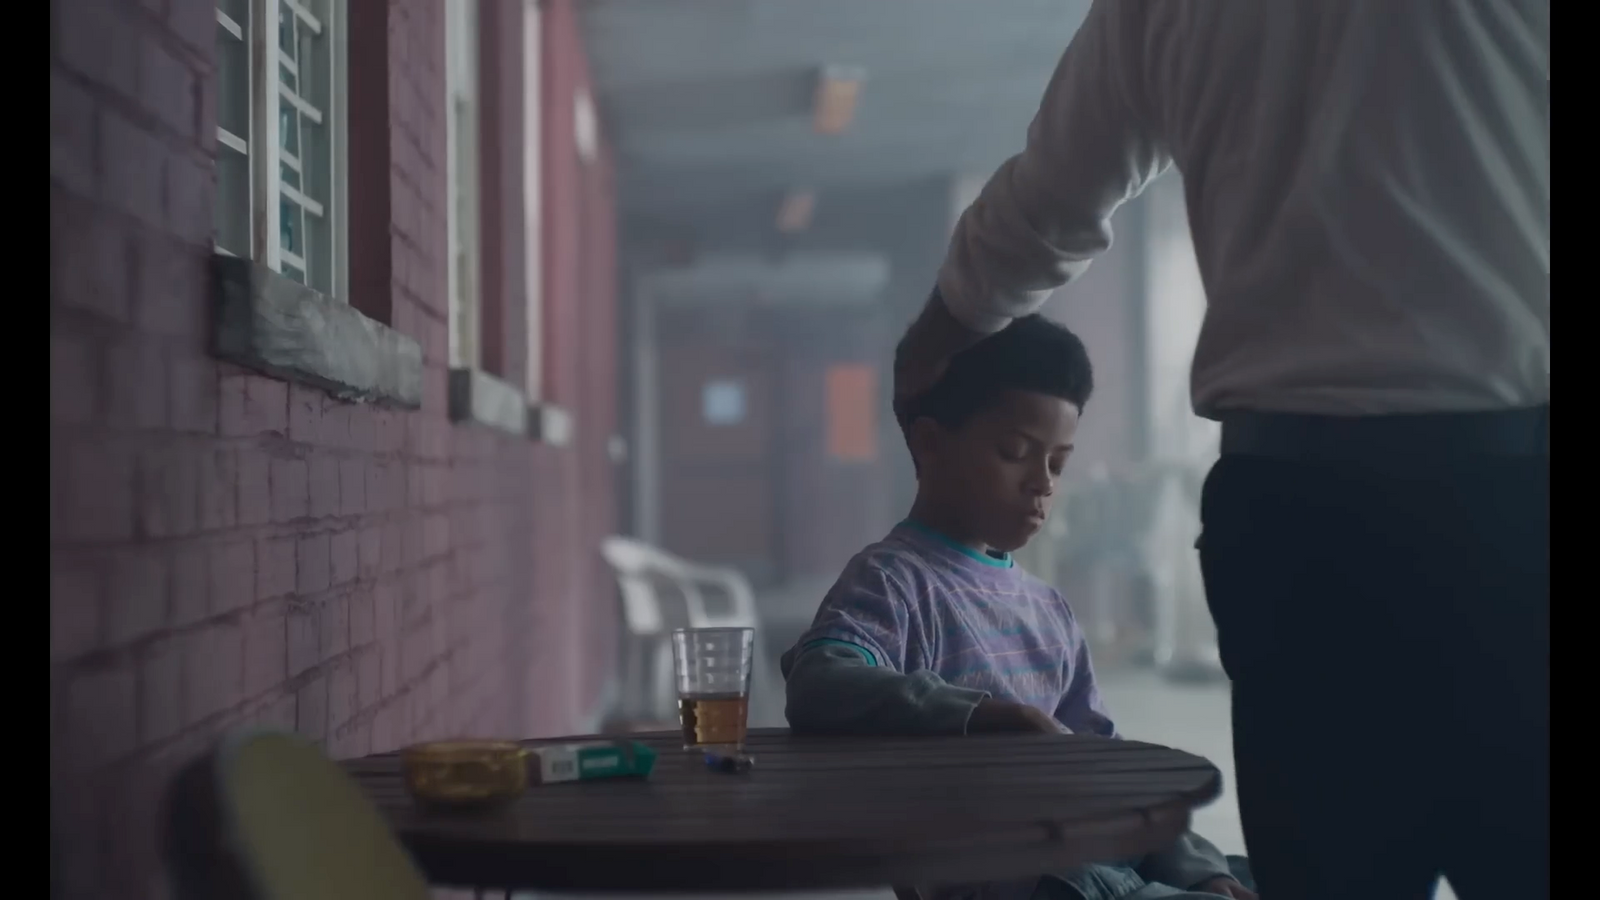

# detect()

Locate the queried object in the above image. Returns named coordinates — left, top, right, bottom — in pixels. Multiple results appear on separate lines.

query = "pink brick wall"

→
left=534, top=0, right=622, bottom=724
left=49, top=1, right=618, bottom=897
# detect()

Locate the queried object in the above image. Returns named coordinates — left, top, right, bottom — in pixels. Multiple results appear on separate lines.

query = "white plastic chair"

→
left=599, top=536, right=772, bottom=724
left=600, top=537, right=683, bottom=722
left=677, top=561, right=760, bottom=630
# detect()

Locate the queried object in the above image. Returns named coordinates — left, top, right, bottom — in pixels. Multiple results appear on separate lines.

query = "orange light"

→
left=826, top=364, right=879, bottom=463
left=775, top=190, right=816, bottom=233
left=813, top=65, right=865, bottom=135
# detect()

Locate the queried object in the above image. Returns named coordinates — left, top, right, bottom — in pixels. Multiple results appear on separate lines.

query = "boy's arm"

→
left=784, top=643, right=990, bottom=736
left=782, top=561, right=990, bottom=736
left=1053, top=617, right=1118, bottom=738
left=792, top=649, right=1239, bottom=889
left=790, top=651, right=1239, bottom=889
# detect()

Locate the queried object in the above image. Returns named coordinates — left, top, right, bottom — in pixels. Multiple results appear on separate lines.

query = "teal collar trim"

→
left=900, top=519, right=1014, bottom=568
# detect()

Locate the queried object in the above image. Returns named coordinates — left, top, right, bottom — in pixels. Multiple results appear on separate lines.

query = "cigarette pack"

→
left=526, top=740, right=658, bottom=785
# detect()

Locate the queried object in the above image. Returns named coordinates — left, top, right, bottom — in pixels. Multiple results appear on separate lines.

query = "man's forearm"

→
left=938, top=155, right=1096, bottom=335
left=784, top=644, right=989, bottom=736
left=936, top=0, right=1169, bottom=334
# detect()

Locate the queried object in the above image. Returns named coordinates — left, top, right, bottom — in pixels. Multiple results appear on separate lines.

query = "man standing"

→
left=894, top=2, right=1548, bottom=897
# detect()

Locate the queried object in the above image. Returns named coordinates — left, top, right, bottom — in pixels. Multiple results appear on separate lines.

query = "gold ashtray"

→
left=401, top=740, right=530, bottom=808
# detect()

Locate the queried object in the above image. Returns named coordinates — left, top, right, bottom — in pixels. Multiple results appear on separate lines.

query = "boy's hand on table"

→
left=966, top=699, right=1063, bottom=735
left=1194, top=877, right=1257, bottom=899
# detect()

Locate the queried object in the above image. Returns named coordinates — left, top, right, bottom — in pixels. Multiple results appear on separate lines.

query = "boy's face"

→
left=914, top=389, right=1080, bottom=553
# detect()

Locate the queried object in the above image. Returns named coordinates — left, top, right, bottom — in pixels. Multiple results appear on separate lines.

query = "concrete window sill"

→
left=211, top=255, right=423, bottom=408
left=448, top=368, right=528, bottom=437
left=447, top=369, right=575, bottom=447
left=528, top=402, right=574, bottom=447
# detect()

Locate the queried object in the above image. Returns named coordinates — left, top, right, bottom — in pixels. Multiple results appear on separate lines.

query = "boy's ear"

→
left=906, top=416, right=944, bottom=469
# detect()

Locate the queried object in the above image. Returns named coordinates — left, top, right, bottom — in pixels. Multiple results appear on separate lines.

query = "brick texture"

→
left=48, top=1, right=617, bottom=897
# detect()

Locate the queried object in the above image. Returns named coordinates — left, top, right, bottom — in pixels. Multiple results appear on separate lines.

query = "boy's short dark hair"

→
left=899, top=313, right=1094, bottom=432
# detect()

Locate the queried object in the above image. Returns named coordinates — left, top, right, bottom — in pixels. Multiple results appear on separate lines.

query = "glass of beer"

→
left=671, top=627, right=755, bottom=752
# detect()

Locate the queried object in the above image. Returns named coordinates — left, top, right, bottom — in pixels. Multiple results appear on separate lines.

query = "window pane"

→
left=214, top=147, right=250, bottom=256
left=446, top=0, right=480, bottom=365
left=278, top=5, right=298, bottom=63
left=299, top=118, right=327, bottom=206
left=523, top=0, right=542, bottom=398
left=280, top=195, right=302, bottom=256
left=297, top=21, right=325, bottom=101
left=300, top=116, right=332, bottom=295
left=216, top=23, right=250, bottom=138
left=454, top=247, right=477, bottom=366
left=216, top=0, right=342, bottom=298
left=279, top=102, right=300, bottom=155
left=304, top=211, right=330, bottom=295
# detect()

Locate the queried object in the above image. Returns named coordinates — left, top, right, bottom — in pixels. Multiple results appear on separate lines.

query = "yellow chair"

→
left=165, top=729, right=430, bottom=900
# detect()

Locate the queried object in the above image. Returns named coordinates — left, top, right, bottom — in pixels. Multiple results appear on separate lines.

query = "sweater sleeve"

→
left=1052, top=615, right=1119, bottom=738
left=779, top=560, right=989, bottom=736
left=782, top=643, right=990, bottom=736
left=937, top=0, right=1171, bottom=334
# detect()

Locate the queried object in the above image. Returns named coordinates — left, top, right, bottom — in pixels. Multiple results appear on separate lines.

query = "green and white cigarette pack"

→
left=527, top=740, right=658, bottom=785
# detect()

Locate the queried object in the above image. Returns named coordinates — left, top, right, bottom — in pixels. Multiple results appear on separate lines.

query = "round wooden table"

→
left=344, top=728, right=1222, bottom=893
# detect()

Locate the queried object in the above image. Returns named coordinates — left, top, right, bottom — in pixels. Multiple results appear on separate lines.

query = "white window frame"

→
left=213, top=0, right=349, bottom=300
left=574, top=87, right=598, bottom=165
left=522, top=0, right=544, bottom=400
left=447, top=0, right=483, bottom=370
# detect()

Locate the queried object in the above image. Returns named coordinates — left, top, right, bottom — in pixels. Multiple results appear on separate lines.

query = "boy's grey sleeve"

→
left=1137, top=830, right=1234, bottom=890
left=784, top=644, right=990, bottom=736
left=1053, top=607, right=1119, bottom=738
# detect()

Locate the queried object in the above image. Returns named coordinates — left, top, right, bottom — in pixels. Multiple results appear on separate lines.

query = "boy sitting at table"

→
left=781, top=315, right=1255, bottom=900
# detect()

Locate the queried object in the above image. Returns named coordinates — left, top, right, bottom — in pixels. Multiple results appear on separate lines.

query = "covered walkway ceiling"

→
left=581, top=0, right=1091, bottom=232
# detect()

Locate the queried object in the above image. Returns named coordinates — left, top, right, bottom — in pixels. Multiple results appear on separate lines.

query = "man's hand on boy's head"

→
left=966, top=699, right=1063, bottom=735
left=894, top=288, right=987, bottom=410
